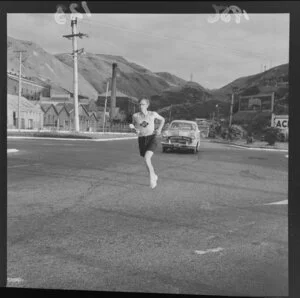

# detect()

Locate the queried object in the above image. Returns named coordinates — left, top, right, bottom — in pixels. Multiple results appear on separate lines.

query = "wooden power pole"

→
left=14, top=50, right=26, bottom=130
left=63, top=18, right=88, bottom=132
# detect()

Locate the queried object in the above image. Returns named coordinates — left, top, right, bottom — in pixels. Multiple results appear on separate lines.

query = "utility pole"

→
left=63, top=18, right=88, bottom=132
left=14, top=50, right=26, bottom=130
left=229, top=86, right=238, bottom=127
left=103, top=81, right=109, bottom=132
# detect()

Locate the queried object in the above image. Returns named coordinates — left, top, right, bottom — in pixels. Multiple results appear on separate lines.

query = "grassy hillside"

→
left=211, top=63, right=288, bottom=101
left=55, top=53, right=174, bottom=98
left=7, top=36, right=99, bottom=100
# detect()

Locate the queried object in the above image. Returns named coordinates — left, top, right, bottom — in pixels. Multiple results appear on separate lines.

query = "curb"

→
left=7, top=149, right=19, bottom=153
left=7, top=129, right=135, bottom=136
left=7, top=136, right=138, bottom=142
left=208, top=140, right=288, bottom=152
left=228, top=144, right=288, bottom=152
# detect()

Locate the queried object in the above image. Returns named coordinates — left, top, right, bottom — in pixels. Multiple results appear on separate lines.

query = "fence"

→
left=12, top=123, right=134, bottom=133
left=101, top=123, right=131, bottom=133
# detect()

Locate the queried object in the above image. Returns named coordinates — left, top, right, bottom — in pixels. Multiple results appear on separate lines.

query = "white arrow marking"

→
left=264, top=200, right=288, bottom=205
left=7, top=149, right=19, bottom=153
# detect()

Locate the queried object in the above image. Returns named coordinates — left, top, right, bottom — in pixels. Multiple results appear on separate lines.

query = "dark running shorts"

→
left=138, top=134, right=158, bottom=157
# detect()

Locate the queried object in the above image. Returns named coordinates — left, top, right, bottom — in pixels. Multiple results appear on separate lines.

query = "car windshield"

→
left=170, top=122, right=196, bottom=130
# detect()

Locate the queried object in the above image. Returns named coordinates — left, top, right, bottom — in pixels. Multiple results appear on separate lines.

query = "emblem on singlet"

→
left=140, top=121, right=149, bottom=128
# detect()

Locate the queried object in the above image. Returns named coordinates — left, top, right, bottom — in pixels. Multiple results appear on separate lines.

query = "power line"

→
left=80, top=18, right=271, bottom=61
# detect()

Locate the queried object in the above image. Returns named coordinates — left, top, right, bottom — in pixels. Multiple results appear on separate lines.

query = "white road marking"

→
left=8, top=163, right=41, bottom=169
left=195, top=247, right=224, bottom=255
left=39, top=143, right=73, bottom=146
left=7, top=277, right=24, bottom=284
left=228, top=144, right=288, bottom=152
left=264, top=200, right=288, bottom=205
left=7, top=149, right=19, bottom=153
left=8, top=136, right=138, bottom=142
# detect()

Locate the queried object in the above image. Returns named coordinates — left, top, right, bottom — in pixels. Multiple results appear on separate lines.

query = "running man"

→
left=131, top=98, right=165, bottom=189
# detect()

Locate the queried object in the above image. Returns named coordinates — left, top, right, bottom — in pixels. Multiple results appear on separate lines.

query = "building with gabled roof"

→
left=7, top=94, right=44, bottom=129
left=38, top=103, right=59, bottom=128
left=52, top=102, right=99, bottom=131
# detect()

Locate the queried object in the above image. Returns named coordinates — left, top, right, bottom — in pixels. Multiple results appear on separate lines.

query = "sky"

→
left=7, top=13, right=289, bottom=89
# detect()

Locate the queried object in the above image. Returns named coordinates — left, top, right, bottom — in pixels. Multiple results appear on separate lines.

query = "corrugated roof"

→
left=39, top=103, right=52, bottom=113
left=55, top=103, right=74, bottom=113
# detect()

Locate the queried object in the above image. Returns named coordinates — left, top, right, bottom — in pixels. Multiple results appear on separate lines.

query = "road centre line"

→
left=195, top=247, right=224, bottom=255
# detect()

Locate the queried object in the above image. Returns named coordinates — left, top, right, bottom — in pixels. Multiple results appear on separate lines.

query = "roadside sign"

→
left=272, top=114, right=288, bottom=129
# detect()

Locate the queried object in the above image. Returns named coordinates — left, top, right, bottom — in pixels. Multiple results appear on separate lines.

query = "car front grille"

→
left=169, top=137, right=191, bottom=144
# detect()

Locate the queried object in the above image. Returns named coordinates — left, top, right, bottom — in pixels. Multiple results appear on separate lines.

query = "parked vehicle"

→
left=161, top=120, right=200, bottom=153
left=195, top=118, right=210, bottom=138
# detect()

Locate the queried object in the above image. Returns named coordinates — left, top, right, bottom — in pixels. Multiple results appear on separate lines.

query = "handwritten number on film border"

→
left=55, top=1, right=92, bottom=25
left=208, top=5, right=249, bottom=24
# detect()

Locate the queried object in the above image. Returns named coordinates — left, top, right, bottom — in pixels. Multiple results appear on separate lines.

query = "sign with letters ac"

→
left=274, top=116, right=288, bottom=129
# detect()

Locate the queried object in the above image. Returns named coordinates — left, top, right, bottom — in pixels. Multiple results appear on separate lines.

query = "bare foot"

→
left=150, top=174, right=158, bottom=189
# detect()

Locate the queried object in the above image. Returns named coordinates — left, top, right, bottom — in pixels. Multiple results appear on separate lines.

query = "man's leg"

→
left=144, top=151, right=158, bottom=187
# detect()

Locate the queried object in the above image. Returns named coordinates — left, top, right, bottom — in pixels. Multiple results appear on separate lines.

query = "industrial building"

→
left=7, top=94, right=44, bottom=129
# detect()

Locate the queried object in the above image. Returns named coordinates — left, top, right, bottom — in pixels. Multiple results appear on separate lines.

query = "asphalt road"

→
left=7, top=138, right=288, bottom=296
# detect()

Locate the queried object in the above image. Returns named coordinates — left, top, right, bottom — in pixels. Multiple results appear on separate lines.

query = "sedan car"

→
left=161, top=120, right=201, bottom=153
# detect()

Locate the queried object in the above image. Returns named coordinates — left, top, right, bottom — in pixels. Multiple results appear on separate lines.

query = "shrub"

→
left=263, top=127, right=281, bottom=145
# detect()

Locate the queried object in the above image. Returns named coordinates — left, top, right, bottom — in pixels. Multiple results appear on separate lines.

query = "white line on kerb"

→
left=7, top=277, right=24, bottom=284
left=195, top=247, right=224, bottom=255
left=264, top=200, right=288, bottom=205
left=228, top=144, right=288, bottom=152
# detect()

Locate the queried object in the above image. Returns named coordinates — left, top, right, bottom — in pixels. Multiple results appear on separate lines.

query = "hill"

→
left=8, top=36, right=188, bottom=100
left=7, top=36, right=99, bottom=100
left=152, top=64, right=288, bottom=122
left=7, top=36, right=288, bottom=124
left=55, top=53, right=178, bottom=98
left=155, top=72, right=187, bottom=87
left=211, top=63, right=288, bottom=101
